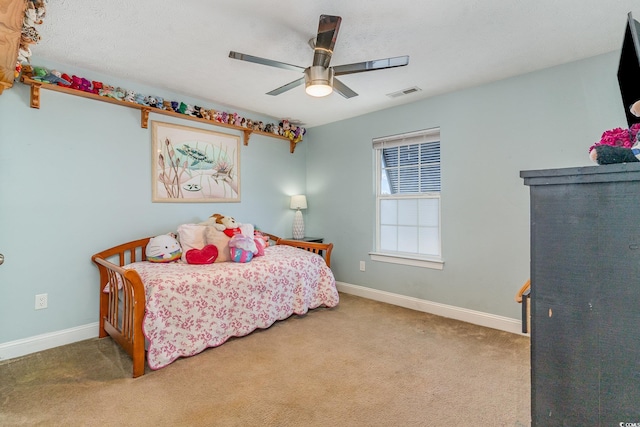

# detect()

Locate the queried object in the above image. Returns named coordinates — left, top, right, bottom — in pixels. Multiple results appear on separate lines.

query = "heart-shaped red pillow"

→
left=186, top=245, right=218, bottom=264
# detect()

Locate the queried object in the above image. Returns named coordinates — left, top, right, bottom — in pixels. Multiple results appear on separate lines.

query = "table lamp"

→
left=290, top=195, right=307, bottom=239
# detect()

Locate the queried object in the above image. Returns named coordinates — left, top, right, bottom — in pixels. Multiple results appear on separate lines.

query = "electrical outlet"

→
left=359, top=261, right=366, bottom=272
left=35, top=293, right=48, bottom=310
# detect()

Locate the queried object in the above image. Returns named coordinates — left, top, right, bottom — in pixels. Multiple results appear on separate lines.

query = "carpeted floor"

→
left=0, top=293, right=531, bottom=426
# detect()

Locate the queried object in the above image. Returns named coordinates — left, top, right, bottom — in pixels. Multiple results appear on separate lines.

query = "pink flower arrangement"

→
left=589, top=123, right=640, bottom=152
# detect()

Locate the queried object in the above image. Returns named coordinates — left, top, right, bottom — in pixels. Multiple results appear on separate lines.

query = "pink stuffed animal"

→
left=70, top=75, right=82, bottom=90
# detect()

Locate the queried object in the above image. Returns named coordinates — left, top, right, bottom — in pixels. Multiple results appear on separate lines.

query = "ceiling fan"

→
left=229, top=14, right=409, bottom=98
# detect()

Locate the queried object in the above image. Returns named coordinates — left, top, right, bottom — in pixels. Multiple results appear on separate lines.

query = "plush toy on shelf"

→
left=69, top=75, right=91, bottom=92
left=589, top=101, right=640, bottom=165
left=80, top=77, right=92, bottom=92
left=134, top=92, right=149, bottom=106
left=292, top=125, right=306, bottom=143
left=58, top=73, right=72, bottom=87
left=145, top=95, right=165, bottom=109
left=31, top=67, right=70, bottom=86
left=99, top=85, right=124, bottom=100
left=280, top=120, right=291, bottom=139
left=200, top=109, right=212, bottom=120
left=123, top=90, right=136, bottom=103
left=91, top=81, right=103, bottom=94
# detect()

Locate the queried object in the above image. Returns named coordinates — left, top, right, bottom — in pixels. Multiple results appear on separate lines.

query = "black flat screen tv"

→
left=618, top=12, right=640, bottom=127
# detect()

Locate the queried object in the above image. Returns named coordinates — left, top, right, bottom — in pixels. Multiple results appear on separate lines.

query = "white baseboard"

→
left=336, top=282, right=525, bottom=335
left=0, top=322, right=99, bottom=361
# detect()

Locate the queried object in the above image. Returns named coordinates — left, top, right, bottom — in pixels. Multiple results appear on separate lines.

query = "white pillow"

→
left=177, top=224, right=206, bottom=263
left=204, top=226, right=231, bottom=262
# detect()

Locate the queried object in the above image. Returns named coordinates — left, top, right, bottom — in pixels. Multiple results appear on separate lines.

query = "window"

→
left=372, top=128, right=442, bottom=269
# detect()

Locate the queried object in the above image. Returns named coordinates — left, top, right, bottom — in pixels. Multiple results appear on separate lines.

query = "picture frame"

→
left=151, top=121, right=240, bottom=203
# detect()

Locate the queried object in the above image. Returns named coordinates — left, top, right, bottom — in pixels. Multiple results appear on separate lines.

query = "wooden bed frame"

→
left=91, top=234, right=333, bottom=378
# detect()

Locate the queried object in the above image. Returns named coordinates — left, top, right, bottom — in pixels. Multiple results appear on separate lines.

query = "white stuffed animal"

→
left=145, top=234, right=182, bottom=263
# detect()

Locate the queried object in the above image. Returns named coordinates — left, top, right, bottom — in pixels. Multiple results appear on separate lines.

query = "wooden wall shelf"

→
left=20, top=75, right=299, bottom=153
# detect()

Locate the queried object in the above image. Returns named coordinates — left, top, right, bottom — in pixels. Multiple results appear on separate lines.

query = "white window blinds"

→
left=374, top=128, right=441, bottom=195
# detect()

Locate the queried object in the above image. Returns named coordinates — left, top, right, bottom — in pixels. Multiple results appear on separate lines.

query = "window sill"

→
left=369, top=252, right=444, bottom=270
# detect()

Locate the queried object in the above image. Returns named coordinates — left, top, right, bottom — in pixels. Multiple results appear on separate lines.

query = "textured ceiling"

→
left=31, top=0, right=640, bottom=128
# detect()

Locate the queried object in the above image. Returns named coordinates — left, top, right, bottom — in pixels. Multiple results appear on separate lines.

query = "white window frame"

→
left=370, top=128, right=443, bottom=270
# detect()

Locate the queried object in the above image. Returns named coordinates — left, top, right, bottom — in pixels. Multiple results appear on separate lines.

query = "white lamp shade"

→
left=290, top=195, right=307, bottom=210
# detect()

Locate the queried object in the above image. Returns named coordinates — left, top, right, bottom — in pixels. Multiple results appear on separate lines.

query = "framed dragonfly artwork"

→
left=151, top=121, right=240, bottom=202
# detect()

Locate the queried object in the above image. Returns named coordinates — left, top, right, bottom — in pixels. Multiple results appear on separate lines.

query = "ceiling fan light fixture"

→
left=304, top=66, right=334, bottom=97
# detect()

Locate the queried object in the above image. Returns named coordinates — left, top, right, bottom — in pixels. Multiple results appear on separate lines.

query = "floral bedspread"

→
left=123, top=245, right=339, bottom=370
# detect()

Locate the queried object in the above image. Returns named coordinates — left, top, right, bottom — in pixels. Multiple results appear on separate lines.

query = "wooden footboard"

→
left=92, top=235, right=333, bottom=378
left=92, top=237, right=151, bottom=378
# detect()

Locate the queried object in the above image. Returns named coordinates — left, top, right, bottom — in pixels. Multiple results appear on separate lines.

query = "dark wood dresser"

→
left=521, top=163, right=640, bottom=426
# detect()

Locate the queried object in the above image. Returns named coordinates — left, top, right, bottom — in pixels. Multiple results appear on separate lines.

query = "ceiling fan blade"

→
left=332, top=78, right=358, bottom=99
left=333, top=55, right=409, bottom=76
left=229, top=51, right=305, bottom=73
left=266, top=77, right=305, bottom=96
left=312, top=15, right=342, bottom=68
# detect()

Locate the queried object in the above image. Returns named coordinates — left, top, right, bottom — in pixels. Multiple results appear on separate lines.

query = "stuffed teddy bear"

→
left=58, top=73, right=72, bottom=87
left=589, top=100, right=640, bottom=165
left=79, top=77, right=92, bottom=92
left=31, top=67, right=70, bottom=86
left=209, top=213, right=242, bottom=237
left=293, top=126, right=306, bottom=143
left=193, top=106, right=204, bottom=118
left=99, top=84, right=114, bottom=97
left=134, top=92, right=149, bottom=106
left=124, top=90, right=136, bottom=103
left=145, top=95, right=160, bottom=108
left=280, top=120, right=291, bottom=138
left=145, top=234, right=182, bottom=263
left=99, top=84, right=121, bottom=99
left=178, top=102, right=196, bottom=116
left=91, top=81, right=103, bottom=95
left=69, top=75, right=82, bottom=90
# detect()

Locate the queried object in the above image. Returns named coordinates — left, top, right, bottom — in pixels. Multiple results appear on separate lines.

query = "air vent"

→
left=386, top=86, right=422, bottom=98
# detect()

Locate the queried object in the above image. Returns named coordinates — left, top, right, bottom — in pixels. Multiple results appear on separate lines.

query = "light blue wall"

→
left=0, top=51, right=628, bottom=346
left=0, top=60, right=307, bottom=344
left=305, top=51, right=627, bottom=319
